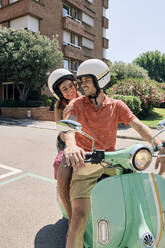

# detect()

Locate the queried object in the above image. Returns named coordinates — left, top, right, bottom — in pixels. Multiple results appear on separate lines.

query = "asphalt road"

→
left=0, top=121, right=163, bottom=248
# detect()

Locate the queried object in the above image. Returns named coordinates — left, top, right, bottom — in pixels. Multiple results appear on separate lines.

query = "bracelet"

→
left=154, top=141, right=165, bottom=152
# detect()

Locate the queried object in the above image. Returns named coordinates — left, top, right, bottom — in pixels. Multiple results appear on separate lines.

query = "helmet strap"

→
left=89, top=89, right=99, bottom=105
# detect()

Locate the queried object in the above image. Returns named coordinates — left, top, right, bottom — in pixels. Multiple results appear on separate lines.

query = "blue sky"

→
left=106, top=0, right=165, bottom=63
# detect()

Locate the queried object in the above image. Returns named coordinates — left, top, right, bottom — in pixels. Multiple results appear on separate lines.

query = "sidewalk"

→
left=0, top=117, right=164, bottom=141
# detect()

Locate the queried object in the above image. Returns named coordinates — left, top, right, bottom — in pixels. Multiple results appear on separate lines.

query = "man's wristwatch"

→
left=154, top=141, right=165, bottom=152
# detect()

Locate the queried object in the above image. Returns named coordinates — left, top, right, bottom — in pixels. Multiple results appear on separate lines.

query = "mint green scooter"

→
left=57, top=119, right=165, bottom=248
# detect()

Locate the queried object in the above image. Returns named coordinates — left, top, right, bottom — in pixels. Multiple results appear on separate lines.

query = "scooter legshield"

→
left=91, top=175, right=126, bottom=248
left=90, top=173, right=165, bottom=248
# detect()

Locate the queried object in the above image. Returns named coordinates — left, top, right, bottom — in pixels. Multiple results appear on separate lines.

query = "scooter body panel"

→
left=91, top=173, right=165, bottom=248
left=91, top=176, right=126, bottom=248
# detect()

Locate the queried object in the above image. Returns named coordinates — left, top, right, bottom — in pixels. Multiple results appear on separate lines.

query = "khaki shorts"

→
left=70, top=162, right=116, bottom=202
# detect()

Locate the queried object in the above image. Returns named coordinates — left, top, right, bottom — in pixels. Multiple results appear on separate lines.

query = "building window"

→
left=103, top=7, right=106, bottom=17
left=103, top=28, right=107, bottom=38
left=74, top=9, right=79, bottom=21
left=63, top=4, right=71, bottom=17
left=10, top=0, right=19, bottom=3
left=75, top=35, right=79, bottom=46
left=63, top=31, right=71, bottom=44
left=3, top=83, right=14, bottom=100
left=73, top=61, right=79, bottom=72
left=87, top=0, right=94, bottom=3
left=82, top=13, right=94, bottom=27
left=2, top=83, right=20, bottom=100
left=82, top=37, right=94, bottom=49
left=103, top=48, right=107, bottom=59
left=0, top=0, right=2, bottom=8
left=64, top=59, right=71, bottom=71
left=10, top=15, right=39, bottom=32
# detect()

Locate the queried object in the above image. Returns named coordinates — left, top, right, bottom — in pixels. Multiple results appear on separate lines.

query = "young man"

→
left=60, top=59, right=165, bottom=248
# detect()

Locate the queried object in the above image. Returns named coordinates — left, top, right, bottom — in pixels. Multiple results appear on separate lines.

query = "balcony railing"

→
left=63, top=41, right=81, bottom=50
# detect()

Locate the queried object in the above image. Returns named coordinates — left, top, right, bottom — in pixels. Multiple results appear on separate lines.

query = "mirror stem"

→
left=80, top=131, right=95, bottom=152
left=152, top=126, right=165, bottom=154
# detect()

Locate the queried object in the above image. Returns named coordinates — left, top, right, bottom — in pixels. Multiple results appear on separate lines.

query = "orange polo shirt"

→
left=65, top=95, right=136, bottom=152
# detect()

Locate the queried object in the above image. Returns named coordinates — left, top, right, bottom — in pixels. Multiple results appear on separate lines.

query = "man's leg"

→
left=57, top=160, right=72, bottom=221
left=66, top=198, right=90, bottom=248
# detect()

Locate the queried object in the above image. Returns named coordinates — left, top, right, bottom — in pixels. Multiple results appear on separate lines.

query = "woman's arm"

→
left=54, top=100, right=63, bottom=122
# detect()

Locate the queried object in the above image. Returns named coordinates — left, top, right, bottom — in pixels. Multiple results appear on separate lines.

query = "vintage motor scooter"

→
left=57, top=119, right=165, bottom=248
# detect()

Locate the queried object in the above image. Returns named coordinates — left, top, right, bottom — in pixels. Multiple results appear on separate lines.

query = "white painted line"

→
left=0, top=164, right=22, bottom=179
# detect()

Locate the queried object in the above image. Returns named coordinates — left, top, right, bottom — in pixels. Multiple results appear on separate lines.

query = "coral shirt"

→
left=65, top=95, right=136, bottom=152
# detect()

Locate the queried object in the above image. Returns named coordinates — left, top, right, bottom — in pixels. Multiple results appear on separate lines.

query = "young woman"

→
left=48, top=68, right=81, bottom=220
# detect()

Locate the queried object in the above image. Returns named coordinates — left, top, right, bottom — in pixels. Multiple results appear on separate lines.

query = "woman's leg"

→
left=57, top=159, right=72, bottom=221
left=66, top=198, right=90, bottom=248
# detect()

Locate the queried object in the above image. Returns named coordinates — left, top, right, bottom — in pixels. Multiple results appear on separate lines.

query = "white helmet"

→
left=77, top=59, right=110, bottom=89
left=48, top=68, right=75, bottom=100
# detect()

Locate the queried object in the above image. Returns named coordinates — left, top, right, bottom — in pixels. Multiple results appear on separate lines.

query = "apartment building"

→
left=0, top=0, right=109, bottom=100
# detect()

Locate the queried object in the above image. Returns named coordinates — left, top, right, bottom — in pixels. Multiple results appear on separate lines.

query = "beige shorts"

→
left=70, top=162, right=116, bottom=202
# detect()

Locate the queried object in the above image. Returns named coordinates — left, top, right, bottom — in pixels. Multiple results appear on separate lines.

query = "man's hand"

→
left=155, top=147, right=165, bottom=175
left=64, top=144, right=86, bottom=171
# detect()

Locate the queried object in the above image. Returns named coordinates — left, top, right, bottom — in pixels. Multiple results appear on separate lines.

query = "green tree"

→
left=109, top=61, right=149, bottom=85
left=0, top=28, right=63, bottom=100
left=133, top=50, right=165, bottom=82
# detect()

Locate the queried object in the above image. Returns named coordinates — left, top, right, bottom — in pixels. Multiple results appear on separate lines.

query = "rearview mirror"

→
left=57, top=120, right=96, bottom=152
left=158, top=119, right=165, bottom=129
left=58, top=120, right=82, bottom=131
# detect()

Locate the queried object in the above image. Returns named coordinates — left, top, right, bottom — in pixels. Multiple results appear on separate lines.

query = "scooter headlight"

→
left=132, top=148, right=152, bottom=171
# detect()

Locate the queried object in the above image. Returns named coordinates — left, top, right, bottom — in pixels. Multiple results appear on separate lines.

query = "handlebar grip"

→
left=84, top=152, right=92, bottom=162
left=84, top=151, right=105, bottom=163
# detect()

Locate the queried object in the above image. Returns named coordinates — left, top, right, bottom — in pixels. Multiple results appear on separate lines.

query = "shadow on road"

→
left=34, top=218, right=68, bottom=248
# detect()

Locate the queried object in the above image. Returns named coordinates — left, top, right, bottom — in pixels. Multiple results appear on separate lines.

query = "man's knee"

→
left=71, top=199, right=90, bottom=223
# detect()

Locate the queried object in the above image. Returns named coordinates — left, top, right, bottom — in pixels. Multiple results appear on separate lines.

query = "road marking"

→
left=0, top=164, right=22, bottom=180
left=0, top=173, right=27, bottom=186
left=0, top=172, right=56, bottom=187
left=27, top=173, right=56, bottom=183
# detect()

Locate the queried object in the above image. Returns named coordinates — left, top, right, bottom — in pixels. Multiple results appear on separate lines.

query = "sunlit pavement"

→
left=0, top=118, right=164, bottom=247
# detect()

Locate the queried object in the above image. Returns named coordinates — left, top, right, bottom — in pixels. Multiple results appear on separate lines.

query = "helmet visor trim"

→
left=97, top=69, right=110, bottom=81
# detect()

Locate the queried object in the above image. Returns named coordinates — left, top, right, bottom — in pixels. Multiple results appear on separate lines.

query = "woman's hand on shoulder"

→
left=63, top=105, right=73, bottom=118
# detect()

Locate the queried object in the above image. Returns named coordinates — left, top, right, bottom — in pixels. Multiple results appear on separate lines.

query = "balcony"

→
left=63, top=16, right=84, bottom=36
left=0, top=0, right=44, bottom=23
left=102, top=16, right=109, bottom=29
left=84, top=0, right=96, bottom=14
left=102, top=37, right=109, bottom=49
left=63, top=43, right=86, bottom=61
left=65, top=0, right=84, bottom=11
left=102, top=0, right=109, bottom=9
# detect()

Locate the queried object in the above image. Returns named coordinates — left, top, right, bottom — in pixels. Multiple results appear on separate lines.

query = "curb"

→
left=117, top=135, right=143, bottom=141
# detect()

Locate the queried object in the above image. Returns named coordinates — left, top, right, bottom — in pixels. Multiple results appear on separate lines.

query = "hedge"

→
left=107, top=94, right=142, bottom=116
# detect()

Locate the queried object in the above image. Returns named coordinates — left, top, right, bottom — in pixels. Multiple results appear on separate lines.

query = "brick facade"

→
left=1, top=107, right=55, bottom=121
left=0, top=0, right=109, bottom=120
left=0, top=0, right=109, bottom=63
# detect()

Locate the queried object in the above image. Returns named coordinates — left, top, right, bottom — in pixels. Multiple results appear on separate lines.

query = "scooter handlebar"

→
left=84, top=151, right=105, bottom=163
